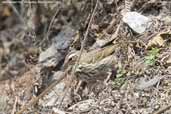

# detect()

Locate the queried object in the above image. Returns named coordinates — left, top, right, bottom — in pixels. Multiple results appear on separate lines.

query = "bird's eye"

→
left=78, top=65, right=84, bottom=70
left=68, top=57, right=73, bottom=61
left=68, top=53, right=77, bottom=62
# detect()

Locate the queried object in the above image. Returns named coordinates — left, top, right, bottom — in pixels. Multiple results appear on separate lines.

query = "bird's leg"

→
left=75, top=80, right=83, bottom=94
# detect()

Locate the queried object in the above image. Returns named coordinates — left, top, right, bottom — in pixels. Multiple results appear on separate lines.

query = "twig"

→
left=11, top=96, right=18, bottom=114
left=58, top=0, right=99, bottom=108
left=73, top=0, right=98, bottom=73
left=110, top=21, right=122, bottom=41
left=101, top=21, right=122, bottom=48
left=16, top=71, right=67, bottom=114
left=7, top=0, right=26, bottom=25
left=8, top=0, right=38, bottom=43
left=39, top=2, right=60, bottom=46
left=152, top=104, right=171, bottom=114
left=44, top=3, right=60, bottom=41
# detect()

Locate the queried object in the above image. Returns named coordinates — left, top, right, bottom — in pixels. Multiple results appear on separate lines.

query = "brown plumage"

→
left=75, top=63, right=116, bottom=84
left=63, top=45, right=118, bottom=84
left=74, top=55, right=117, bottom=84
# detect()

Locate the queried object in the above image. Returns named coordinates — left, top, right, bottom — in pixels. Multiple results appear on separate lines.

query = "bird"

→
left=63, top=44, right=117, bottom=68
left=74, top=55, right=117, bottom=84
left=64, top=48, right=118, bottom=85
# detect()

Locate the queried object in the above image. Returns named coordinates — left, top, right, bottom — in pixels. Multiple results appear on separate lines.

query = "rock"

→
left=38, top=71, right=72, bottom=109
left=39, top=26, right=76, bottom=67
left=39, top=45, right=63, bottom=67
left=122, top=11, right=152, bottom=34
left=52, top=108, right=66, bottom=114
left=136, top=76, right=163, bottom=90
left=53, top=26, right=75, bottom=50
left=68, top=99, right=96, bottom=112
left=38, top=80, right=72, bottom=109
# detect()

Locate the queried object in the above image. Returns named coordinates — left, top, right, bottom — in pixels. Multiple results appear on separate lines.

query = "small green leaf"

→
left=145, top=48, right=159, bottom=66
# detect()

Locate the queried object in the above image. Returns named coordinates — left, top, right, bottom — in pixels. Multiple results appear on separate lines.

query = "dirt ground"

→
left=0, top=0, right=171, bottom=114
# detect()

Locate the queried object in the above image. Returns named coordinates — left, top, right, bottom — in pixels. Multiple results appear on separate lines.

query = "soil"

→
left=0, top=0, right=171, bottom=114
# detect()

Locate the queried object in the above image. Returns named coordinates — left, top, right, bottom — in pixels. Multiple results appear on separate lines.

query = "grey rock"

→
left=39, top=26, right=76, bottom=67
left=122, top=12, right=152, bottom=34
left=53, top=26, right=75, bottom=50
left=39, top=45, right=63, bottom=67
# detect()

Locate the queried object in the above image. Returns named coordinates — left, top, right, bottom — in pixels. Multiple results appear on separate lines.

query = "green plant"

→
left=145, top=48, right=160, bottom=66
left=116, top=68, right=126, bottom=78
left=112, top=67, right=126, bottom=88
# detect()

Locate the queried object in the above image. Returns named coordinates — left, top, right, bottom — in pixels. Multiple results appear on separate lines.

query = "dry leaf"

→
left=2, top=6, right=11, bottom=17
left=147, top=32, right=171, bottom=49
left=166, top=58, right=171, bottom=64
